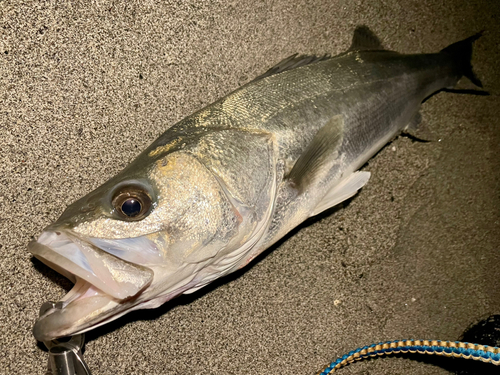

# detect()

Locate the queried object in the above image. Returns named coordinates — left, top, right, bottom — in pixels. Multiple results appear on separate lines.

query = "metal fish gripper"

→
left=39, top=302, right=92, bottom=375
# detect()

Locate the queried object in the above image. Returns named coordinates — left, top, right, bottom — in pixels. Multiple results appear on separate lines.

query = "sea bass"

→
left=30, top=27, right=482, bottom=341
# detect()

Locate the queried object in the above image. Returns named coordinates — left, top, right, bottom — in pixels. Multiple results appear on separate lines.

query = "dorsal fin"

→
left=250, top=26, right=384, bottom=84
left=348, top=26, right=385, bottom=51
left=250, top=53, right=331, bottom=83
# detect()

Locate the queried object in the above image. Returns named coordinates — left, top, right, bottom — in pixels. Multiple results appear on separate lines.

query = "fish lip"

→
left=32, top=280, right=119, bottom=342
left=29, top=229, right=155, bottom=341
left=29, top=230, right=154, bottom=300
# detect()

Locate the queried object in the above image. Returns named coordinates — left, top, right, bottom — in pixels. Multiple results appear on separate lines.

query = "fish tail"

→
left=440, top=31, right=484, bottom=88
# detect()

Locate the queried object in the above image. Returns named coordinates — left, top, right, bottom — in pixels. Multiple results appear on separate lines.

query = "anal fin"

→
left=402, top=111, right=436, bottom=142
left=310, top=171, right=371, bottom=217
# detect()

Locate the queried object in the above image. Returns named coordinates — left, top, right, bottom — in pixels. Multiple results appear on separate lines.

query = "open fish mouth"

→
left=29, top=231, right=154, bottom=342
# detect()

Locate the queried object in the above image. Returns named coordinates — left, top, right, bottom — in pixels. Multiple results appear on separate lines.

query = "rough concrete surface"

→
left=1, top=1, right=499, bottom=374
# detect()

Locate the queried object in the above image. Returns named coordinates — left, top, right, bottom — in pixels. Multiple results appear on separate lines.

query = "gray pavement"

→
left=1, top=1, right=499, bottom=374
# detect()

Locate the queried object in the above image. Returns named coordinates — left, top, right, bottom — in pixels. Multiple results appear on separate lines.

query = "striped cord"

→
left=318, top=339, right=500, bottom=374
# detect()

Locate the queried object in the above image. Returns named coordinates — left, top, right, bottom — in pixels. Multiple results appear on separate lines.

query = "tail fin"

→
left=441, top=31, right=484, bottom=87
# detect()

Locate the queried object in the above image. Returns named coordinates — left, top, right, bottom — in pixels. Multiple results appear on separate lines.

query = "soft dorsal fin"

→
left=348, top=26, right=385, bottom=51
left=251, top=26, right=384, bottom=84
left=251, top=53, right=331, bottom=83
left=288, top=114, right=344, bottom=193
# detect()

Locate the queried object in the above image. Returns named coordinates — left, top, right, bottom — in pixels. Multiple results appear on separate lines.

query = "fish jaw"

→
left=33, top=279, right=122, bottom=342
left=29, top=230, right=155, bottom=341
left=30, top=231, right=154, bottom=300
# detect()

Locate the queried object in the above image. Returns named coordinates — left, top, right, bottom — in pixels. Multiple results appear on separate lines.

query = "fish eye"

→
left=112, top=187, right=152, bottom=221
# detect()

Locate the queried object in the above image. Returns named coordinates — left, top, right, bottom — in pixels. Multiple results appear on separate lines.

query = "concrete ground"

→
left=1, top=1, right=499, bottom=374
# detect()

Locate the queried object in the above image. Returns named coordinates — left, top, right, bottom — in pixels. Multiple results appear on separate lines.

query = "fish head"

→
left=30, top=150, right=240, bottom=342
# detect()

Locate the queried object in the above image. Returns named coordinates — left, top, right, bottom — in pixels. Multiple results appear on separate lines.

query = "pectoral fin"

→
left=310, top=171, right=371, bottom=217
left=288, top=114, right=345, bottom=193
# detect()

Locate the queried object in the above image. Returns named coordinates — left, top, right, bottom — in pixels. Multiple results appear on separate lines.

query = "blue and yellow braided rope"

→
left=318, top=339, right=500, bottom=374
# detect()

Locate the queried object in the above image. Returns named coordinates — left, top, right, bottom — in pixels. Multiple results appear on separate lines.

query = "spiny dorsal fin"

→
left=288, top=114, right=344, bottom=193
left=251, top=53, right=331, bottom=83
left=348, top=26, right=385, bottom=51
left=251, top=26, right=384, bottom=84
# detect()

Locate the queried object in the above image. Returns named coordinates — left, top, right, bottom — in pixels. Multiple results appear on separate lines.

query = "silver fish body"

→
left=30, top=28, right=482, bottom=341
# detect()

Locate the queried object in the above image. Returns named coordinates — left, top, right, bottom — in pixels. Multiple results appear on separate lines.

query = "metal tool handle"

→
left=39, top=302, right=92, bottom=375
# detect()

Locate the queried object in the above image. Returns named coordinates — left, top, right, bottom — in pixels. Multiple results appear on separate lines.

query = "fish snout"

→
left=29, top=231, right=154, bottom=300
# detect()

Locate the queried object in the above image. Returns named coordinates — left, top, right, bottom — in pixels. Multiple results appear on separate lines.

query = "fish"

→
left=30, top=26, right=483, bottom=342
